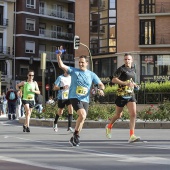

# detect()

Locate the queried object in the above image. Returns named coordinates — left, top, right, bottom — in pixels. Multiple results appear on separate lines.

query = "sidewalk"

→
left=17, top=117, right=170, bottom=129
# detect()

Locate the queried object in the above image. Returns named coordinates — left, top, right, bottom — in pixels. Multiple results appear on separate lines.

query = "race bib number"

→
left=76, top=86, right=88, bottom=96
left=27, top=94, right=34, bottom=100
left=62, top=91, right=69, bottom=99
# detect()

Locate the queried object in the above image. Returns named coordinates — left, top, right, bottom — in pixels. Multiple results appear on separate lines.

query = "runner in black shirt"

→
left=105, top=53, right=140, bottom=143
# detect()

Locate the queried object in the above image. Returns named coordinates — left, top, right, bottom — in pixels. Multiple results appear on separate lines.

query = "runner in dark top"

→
left=105, top=53, right=140, bottom=143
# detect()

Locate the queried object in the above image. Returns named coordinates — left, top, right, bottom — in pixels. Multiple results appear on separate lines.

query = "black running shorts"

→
left=22, top=100, right=35, bottom=108
left=70, top=98, right=89, bottom=114
left=115, top=95, right=136, bottom=107
left=58, top=99, right=71, bottom=109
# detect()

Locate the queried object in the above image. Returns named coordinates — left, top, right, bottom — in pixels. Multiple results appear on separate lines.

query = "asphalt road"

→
left=0, top=119, right=170, bottom=170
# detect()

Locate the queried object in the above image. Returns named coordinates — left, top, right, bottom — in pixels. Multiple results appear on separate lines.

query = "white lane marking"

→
left=121, top=156, right=170, bottom=165
left=3, top=135, right=170, bottom=166
left=0, top=156, right=83, bottom=170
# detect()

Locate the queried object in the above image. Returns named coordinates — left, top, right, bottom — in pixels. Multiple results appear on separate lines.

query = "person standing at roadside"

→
left=16, top=70, right=40, bottom=132
left=6, top=87, right=18, bottom=120
left=2, top=92, right=7, bottom=115
left=56, top=51, right=105, bottom=147
left=53, top=71, right=73, bottom=132
left=105, top=53, right=140, bottom=143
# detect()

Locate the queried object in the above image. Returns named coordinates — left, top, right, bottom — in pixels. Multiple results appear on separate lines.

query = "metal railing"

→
left=95, top=90, right=170, bottom=104
left=139, top=2, right=170, bottom=14
left=39, top=29, right=74, bottom=41
left=39, top=50, right=74, bottom=62
left=156, top=2, right=170, bottom=13
left=0, top=46, right=10, bottom=55
left=39, top=7, right=74, bottom=21
left=0, top=18, right=8, bottom=26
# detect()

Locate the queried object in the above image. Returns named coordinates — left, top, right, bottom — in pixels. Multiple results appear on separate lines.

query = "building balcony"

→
left=139, top=2, right=170, bottom=16
left=39, top=51, right=74, bottom=62
left=139, top=33, right=170, bottom=48
left=0, top=46, right=10, bottom=55
left=0, top=18, right=9, bottom=27
left=39, top=7, right=74, bottom=21
left=39, top=29, right=74, bottom=41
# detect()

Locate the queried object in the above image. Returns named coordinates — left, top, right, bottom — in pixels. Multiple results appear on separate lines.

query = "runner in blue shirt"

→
left=56, top=52, right=105, bottom=147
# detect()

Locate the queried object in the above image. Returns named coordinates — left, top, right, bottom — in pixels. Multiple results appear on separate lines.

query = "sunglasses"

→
left=29, top=75, right=34, bottom=76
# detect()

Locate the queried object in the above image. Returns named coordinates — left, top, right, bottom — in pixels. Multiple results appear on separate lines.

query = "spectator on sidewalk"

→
left=16, top=89, right=22, bottom=119
left=35, top=93, right=43, bottom=114
left=2, top=92, right=7, bottom=115
left=0, top=93, right=4, bottom=116
left=6, top=86, right=18, bottom=120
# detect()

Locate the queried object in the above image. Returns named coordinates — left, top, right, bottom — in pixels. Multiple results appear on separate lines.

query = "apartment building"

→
left=0, top=0, right=15, bottom=93
left=14, top=0, right=75, bottom=94
left=76, top=0, right=170, bottom=83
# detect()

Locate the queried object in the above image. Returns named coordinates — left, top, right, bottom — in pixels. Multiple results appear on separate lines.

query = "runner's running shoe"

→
left=53, top=124, right=58, bottom=132
left=23, top=125, right=26, bottom=132
left=69, top=134, right=80, bottom=147
left=67, top=127, right=74, bottom=133
left=128, top=134, right=141, bottom=143
left=26, top=127, right=30, bottom=133
left=105, top=124, right=112, bottom=139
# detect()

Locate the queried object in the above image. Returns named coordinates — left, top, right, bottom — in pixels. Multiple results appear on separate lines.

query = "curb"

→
left=18, top=118, right=170, bottom=129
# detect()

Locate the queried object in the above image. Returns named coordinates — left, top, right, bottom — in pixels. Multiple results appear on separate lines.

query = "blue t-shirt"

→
left=67, top=67, right=101, bottom=103
left=54, top=74, right=71, bottom=100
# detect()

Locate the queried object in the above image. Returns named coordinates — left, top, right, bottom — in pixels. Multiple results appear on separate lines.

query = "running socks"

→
left=130, top=129, right=134, bottom=136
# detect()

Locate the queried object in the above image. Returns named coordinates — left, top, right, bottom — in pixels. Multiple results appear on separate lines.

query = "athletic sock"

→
left=68, top=114, right=73, bottom=128
left=54, top=114, right=59, bottom=124
left=107, top=123, right=113, bottom=129
left=130, top=129, right=134, bottom=137
left=74, top=130, right=79, bottom=135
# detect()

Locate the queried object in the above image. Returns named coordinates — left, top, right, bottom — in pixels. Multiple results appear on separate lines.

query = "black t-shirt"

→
left=113, top=64, right=136, bottom=98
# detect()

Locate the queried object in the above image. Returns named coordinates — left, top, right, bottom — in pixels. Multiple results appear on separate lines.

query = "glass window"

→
left=110, top=0, right=116, bottom=8
left=26, top=0, right=36, bottom=9
left=141, top=55, right=154, bottom=75
left=109, top=10, right=116, bottom=17
left=20, top=65, right=29, bottom=76
left=25, top=18, right=35, bottom=31
left=25, top=41, right=35, bottom=53
left=140, top=20, right=155, bottom=45
left=139, top=0, right=155, bottom=14
left=109, top=18, right=116, bottom=23
left=90, top=0, right=117, bottom=55
left=0, top=33, right=3, bottom=53
left=156, top=55, right=170, bottom=75
left=93, top=57, right=117, bottom=79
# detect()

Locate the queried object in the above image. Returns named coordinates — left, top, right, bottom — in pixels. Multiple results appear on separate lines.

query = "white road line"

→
left=0, top=156, right=83, bottom=170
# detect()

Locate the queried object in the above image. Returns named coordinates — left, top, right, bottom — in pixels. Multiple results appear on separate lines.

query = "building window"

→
left=25, top=41, right=35, bottom=53
left=0, top=33, right=3, bottom=53
left=141, top=55, right=154, bottom=75
left=90, top=0, right=117, bottom=55
left=26, top=0, right=36, bottom=9
left=139, top=0, right=155, bottom=14
left=20, top=65, right=29, bottom=76
left=25, top=19, right=35, bottom=31
left=156, top=55, right=170, bottom=75
left=141, top=54, right=170, bottom=82
left=0, top=61, right=7, bottom=75
left=139, top=20, right=155, bottom=45
left=93, top=57, right=117, bottom=80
